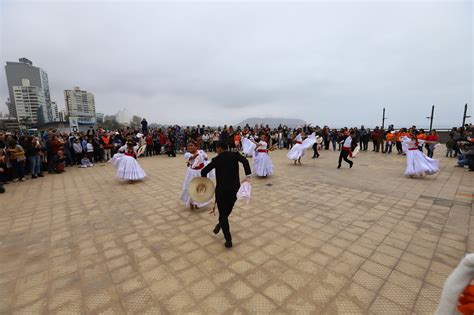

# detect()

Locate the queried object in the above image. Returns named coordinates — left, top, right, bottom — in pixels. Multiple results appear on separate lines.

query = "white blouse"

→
left=184, top=150, right=208, bottom=168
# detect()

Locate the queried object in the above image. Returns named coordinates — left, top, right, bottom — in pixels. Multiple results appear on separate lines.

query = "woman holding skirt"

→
left=109, top=139, right=147, bottom=183
left=253, top=135, right=273, bottom=177
left=401, top=135, right=440, bottom=177
left=287, top=131, right=317, bottom=165
left=287, top=130, right=305, bottom=165
left=241, top=129, right=256, bottom=158
left=180, top=141, right=214, bottom=210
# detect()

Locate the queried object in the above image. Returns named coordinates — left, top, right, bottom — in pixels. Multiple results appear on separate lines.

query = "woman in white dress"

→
left=180, top=141, right=214, bottom=210
left=287, top=131, right=317, bottom=165
left=252, top=135, right=273, bottom=177
left=401, top=135, right=440, bottom=177
left=287, top=130, right=305, bottom=165
left=241, top=129, right=256, bottom=158
left=109, top=139, right=147, bottom=183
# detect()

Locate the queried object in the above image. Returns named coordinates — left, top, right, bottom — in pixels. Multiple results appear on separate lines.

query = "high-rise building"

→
left=115, top=108, right=131, bottom=125
left=64, top=87, right=96, bottom=124
left=96, top=112, right=105, bottom=123
left=58, top=108, right=68, bottom=122
left=51, top=101, right=59, bottom=121
left=11, top=79, right=47, bottom=125
left=5, top=58, right=53, bottom=122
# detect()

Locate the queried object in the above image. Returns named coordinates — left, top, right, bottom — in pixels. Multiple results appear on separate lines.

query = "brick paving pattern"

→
left=0, top=149, right=472, bottom=314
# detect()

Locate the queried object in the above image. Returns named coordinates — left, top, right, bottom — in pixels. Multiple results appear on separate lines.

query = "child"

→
left=166, top=139, right=176, bottom=157
left=446, top=135, right=454, bottom=158
left=55, top=150, right=66, bottom=173
left=86, top=140, right=94, bottom=161
left=80, top=155, right=94, bottom=168
left=109, top=139, right=146, bottom=183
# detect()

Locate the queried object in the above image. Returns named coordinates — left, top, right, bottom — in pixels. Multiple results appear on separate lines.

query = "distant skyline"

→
left=1, top=1, right=472, bottom=128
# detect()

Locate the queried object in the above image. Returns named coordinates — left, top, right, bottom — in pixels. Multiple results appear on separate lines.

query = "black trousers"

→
left=312, top=143, right=319, bottom=158
left=338, top=150, right=352, bottom=167
left=396, top=141, right=403, bottom=153
left=362, top=137, right=369, bottom=151
left=146, top=144, right=153, bottom=156
left=215, top=190, right=237, bottom=242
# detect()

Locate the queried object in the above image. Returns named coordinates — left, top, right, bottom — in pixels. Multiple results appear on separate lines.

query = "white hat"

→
left=189, top=177, right=215, bottom=203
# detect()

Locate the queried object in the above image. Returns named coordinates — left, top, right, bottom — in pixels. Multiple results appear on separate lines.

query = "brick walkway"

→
left=0, top=149, right=472, bottom=314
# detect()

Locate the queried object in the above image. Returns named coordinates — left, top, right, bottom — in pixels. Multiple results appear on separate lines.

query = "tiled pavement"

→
left=0, top=148, right=472, bottom=314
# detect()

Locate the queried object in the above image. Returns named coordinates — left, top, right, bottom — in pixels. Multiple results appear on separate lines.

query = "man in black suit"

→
left=201, top=141, right=252, bottom=248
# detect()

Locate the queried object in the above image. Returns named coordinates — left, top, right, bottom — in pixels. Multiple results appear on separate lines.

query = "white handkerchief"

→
left=237, top=182, right=252, bottom=204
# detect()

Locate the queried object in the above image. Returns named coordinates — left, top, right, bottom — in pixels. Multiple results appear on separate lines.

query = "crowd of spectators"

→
left=0, top=121, right=472, bottom=194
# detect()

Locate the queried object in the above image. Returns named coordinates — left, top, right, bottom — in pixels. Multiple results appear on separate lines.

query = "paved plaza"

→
left=0, top=149, right=472, bottom=314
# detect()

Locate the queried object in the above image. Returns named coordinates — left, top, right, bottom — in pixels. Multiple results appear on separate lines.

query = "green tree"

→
left=131, top=115, right=142, bottom=128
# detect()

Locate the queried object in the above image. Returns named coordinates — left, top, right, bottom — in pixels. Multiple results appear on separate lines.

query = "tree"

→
left=131, top=115, right=142, bottom=128
left=99, top=115, right=124, bottom=131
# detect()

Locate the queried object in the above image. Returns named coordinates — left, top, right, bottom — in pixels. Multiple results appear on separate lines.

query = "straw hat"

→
left=189, top=177, right=215, bottom=203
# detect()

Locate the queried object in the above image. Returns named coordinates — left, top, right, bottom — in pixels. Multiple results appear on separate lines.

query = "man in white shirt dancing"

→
left=338, top=130, right=354, bottom=169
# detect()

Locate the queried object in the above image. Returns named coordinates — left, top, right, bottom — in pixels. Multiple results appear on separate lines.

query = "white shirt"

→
left=86, top=143, right=94, bottom=152
left=185, top=150, right=208, bottom=168
left=343, top=136, right=352, bottom=148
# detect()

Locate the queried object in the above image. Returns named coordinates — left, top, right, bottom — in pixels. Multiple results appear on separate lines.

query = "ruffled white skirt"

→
left=405, top=150, right=440, bottom=176
left=110, top=153, right=147, bottom=181
left=287, top=143, right=305, bottom=160
left=180, top=164, right=215, bottom=207
left=253, top=152, right=273, bottom=177
left=242, top=138, right=256, bottom=157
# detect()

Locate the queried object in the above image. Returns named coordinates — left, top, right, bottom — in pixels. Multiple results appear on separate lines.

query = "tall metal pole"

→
left=429, top=105, right=434, bottom=131
left=382, top=107, right=386, bottom=129
left=462, top=103, right=468, bottom=127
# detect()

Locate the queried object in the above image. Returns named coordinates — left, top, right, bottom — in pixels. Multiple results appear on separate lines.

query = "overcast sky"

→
left=1, top=0, right=472, bottom=127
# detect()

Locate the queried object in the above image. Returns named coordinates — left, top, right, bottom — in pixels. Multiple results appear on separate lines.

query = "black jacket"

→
left=201, top=151, right=251, bottom=192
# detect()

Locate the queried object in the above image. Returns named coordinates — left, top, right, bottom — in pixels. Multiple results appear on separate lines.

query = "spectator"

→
left=86, top=140, right=94, bottom=160
left=446, top=134, right=454, bottom=157
left=141, top=118, right=148, bottom=133
left=72, top=138, right=83, bottom=165
left=145, top=132, right=154, bottom=157
left=100, top=132, right=113, bottom=161
left=80, top=155, right=94, bottom=168
left=25, top=136, right=44, bottom=178
left=6, top=139, right=26, bottom=182
left=55, top=150, right=66, bottom=173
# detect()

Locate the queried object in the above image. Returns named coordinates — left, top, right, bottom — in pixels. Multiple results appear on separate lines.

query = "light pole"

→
left=381, top=107, right=387, bottom=129
left=426, top=105, right=435, bottom=131
left=462, top=103, right=470, bottom=127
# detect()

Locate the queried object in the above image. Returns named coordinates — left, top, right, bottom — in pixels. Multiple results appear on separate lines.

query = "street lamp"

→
left=381, top=107, right=387, bottom=129
left=462, top=103, right=471, bottom=127
left=426, top=105, right=435, bottom=131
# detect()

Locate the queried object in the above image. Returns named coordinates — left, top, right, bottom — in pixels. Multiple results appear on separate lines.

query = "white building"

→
left=115, top=108, right=131, bottom=125
left=5, top=58, right=53, bottom=122
left=58, top=108, right=67, bottom=122
left=12, top=79, right=46, bottom=125
left=64, top=87, right=96, bottom=124
left=96, top=112, right=105, bottom=123
left=51, top=101, right=59, bottom=121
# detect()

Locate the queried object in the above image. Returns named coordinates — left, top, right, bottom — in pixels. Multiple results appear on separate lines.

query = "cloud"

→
left=1, top=0, right=472, bottom=127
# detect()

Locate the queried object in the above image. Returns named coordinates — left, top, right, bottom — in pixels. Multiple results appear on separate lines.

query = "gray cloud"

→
left=1, top=0, right=472, bottom=127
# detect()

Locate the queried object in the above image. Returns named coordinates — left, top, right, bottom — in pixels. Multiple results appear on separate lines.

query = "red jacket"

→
left=146, top=135, right=153, bottom=145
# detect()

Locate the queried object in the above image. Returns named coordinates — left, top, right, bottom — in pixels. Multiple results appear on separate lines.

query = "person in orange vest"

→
left=233, top=132, right=241, bottom=152
left=396, top=128, right=408, bottom=154
left=417, top=129, right=428, bottom=152
left=100, top=132, right=113, bottom=161
left=385, top=131, right=395, bottom=154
